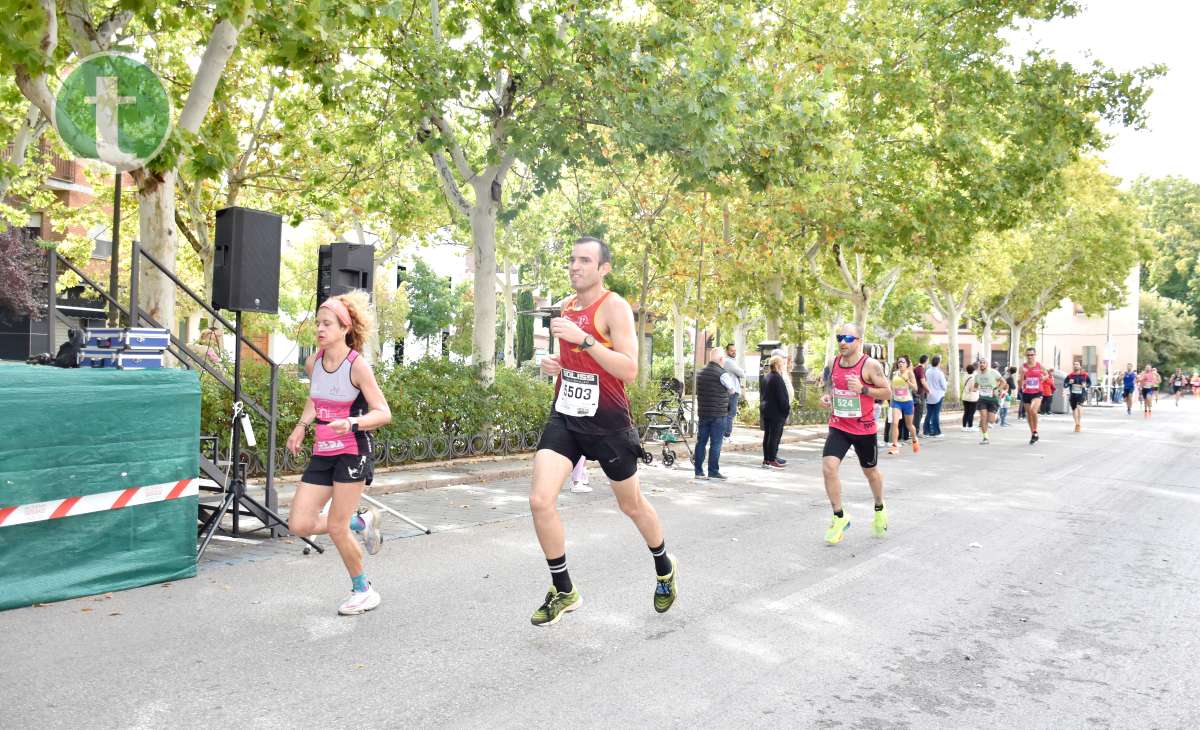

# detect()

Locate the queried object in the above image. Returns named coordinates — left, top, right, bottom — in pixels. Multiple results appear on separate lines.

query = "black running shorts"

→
left=822, top=426, right=879, bottom=469
left=1141, top=387, right=1153, bottom=400
left=977, top=397, right=1000, bottom=413
left=537, top=413, right=644, bottom=482
left=1020, top=391, right=1042, bottom=405
left=1069, top=395, right=1085, bottom=409
left=302, top=452, right=374, bottom=486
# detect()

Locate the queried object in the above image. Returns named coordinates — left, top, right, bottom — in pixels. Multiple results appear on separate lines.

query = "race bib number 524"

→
left=556, top=369, right=600, bottom=417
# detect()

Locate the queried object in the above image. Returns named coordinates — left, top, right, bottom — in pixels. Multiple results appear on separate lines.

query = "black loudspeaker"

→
left=316, top=242, right=374, bottom=315
left=212, top=206, right=282, bottom=313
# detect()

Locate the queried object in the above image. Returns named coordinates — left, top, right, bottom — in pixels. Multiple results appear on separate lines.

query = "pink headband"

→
left=319, top=298, right=352, bottom=326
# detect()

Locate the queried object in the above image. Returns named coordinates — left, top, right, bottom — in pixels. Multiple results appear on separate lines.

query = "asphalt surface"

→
left=2, top=399, right=1198, bottom=729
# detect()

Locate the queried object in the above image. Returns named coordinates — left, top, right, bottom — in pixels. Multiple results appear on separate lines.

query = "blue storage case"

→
left=118, top=352, right=164, bottom=369
left=85, top=327, right=171, bottom=351
left=124, top=328, right=171, bottom=351
left=85, top=328, right=126, bottom=349
left=81, top=347, right=120, bottom=368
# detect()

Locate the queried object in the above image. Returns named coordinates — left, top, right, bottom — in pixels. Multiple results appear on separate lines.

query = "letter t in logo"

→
left=85, top=76, right=134, bottom=158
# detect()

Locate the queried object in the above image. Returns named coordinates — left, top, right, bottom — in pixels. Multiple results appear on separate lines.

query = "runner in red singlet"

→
left=526, top=237, right=676, bottom=627
left=1018, top=347, right=1049, bottom=444
left=818, top=323, right=892, bottom=545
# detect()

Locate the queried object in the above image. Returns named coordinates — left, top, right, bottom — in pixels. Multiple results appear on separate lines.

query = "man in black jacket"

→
left=694, top=347, right=738, bottom=479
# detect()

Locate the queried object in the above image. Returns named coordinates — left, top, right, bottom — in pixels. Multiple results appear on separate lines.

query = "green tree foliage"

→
left=1137, top=291, right=1200, bottom=371
left=1132, top=176, right=1200, bottom=338
left=516, top=289, right=534, bottom=365
left=405, top=259, right=456, bottom=346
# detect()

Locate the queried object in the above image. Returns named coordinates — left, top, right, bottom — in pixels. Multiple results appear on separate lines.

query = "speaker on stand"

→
left=199, top=206, right=323, bottom=558
left=314, top=241, right=430, bottom=535
left=316, top=242, right=374, bottom=315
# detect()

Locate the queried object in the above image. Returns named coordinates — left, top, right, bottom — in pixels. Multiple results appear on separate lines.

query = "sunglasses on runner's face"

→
left=836, top=335, right=858, bottom=343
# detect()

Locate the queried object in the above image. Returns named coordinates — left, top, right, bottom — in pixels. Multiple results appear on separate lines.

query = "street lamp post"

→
left=790, top=295, right=808, bottom=402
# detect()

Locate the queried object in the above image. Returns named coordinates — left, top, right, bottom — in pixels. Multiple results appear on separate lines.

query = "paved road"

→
left=3, top=400, right=1198, bottom=729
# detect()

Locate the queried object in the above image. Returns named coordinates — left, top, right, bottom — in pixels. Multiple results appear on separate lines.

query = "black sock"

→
left=649, top=541, right=671, bottom=576
left=874, top=503, right=884, bottom=511
left=547, top=554, right=573, bottom=593
left=834, top=509, right=844, bottom=518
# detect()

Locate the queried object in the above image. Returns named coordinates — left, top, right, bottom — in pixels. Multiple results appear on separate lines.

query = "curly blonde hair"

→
left=324, top=290, right=375, bottom=353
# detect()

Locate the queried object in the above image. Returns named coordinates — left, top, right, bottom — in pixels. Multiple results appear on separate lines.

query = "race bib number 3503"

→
left=556, top=369, right=600, bottom=417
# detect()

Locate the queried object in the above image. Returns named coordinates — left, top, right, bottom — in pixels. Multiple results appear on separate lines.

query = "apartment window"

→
left=1082, top=346, right=1097, bottom=373
left=92, top=239, right=113, bottom=258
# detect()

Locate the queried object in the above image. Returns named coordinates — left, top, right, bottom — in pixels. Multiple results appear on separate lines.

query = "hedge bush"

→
left=200, top=356, right=700, bottom=471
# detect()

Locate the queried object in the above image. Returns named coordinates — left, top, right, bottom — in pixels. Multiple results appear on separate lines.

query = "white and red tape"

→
left=0, top=479, right=197, bottom=528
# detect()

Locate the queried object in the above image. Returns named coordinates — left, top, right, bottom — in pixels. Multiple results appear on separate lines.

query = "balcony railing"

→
left=2, top=141, right=77, bottom=183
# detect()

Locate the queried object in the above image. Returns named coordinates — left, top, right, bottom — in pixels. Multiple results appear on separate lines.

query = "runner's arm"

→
left=861, top=359, right=892, bottom=401
left=551, top=295, right=638, bottom=384
left=346, top=357, right=393, bottom=431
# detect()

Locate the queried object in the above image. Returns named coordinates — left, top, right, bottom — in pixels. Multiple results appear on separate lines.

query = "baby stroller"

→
left=639, top=378, right=695, bottom=468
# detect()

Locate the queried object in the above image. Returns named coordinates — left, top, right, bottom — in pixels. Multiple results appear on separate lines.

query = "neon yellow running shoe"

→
left=824, top=514, right=851, bottom=544
left=530, top=587, right=582, bottom=627
left=873, top=507, right=889, bottom=537
left=654, top=555, right=678, bottom=613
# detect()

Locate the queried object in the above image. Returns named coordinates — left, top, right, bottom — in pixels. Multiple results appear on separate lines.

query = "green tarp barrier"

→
left=0, top=363, right=200, bottom=611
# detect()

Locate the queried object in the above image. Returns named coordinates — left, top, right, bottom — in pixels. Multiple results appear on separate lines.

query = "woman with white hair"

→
left=760, top=355, right=790, bottom=469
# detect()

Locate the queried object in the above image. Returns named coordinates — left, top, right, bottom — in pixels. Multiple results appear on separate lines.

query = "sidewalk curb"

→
left=259, top=426, right=831, bottom=510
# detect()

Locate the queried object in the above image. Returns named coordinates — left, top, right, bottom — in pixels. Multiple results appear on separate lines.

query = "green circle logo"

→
left=54, top=52, right=172, bottom=172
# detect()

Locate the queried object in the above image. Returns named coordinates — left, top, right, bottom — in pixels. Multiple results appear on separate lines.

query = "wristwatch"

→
left=349, top=417, right=360, bottom=433
left=579, top=335, right=596, bottom=350
left=860, top=384, right=870, bottom=395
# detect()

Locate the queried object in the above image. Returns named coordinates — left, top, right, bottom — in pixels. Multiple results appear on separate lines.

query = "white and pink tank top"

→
left=310, top=349, right=369, bottom=456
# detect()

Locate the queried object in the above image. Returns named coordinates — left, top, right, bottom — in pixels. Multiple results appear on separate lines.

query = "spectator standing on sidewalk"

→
left=961, top=363, right=979, bottom=430
left=770, top=347, right=793, bottom=465
left=1039, top=369, right=1055, bottom=415
left=924, top=355, right=947, bottom=438
left=912, top=354, right=930, bottom=440
left=722, top=343, right=745, bottom=438
left=694, top=347, right=738, bottom=480
left=760, top=355, right=790, bottom=469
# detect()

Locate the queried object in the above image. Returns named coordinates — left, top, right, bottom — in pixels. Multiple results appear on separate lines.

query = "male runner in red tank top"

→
left=526, top=237, right=676, bottom=627
left=819, top=323, right=892, bottom=545
left=1018, top=347, right=1049, bottom=444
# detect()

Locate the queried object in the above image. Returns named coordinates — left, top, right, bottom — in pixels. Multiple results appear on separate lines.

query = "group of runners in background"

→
left=1122, top=364, right=1200, bottom=417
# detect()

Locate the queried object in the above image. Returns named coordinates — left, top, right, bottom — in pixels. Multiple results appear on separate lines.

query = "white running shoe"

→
left=570, top=481, right=593, bottom=493
left=358, top=505, right=383, bottom=556
left=338, top=585, right=381, bottom=615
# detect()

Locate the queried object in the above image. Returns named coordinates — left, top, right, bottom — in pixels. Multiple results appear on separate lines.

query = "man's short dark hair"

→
left=931, top=355, right=941, bottom=367
left=574, top=236, right=611, bottom=266
left=725, top=343, right=734, bottom=349
left=919, top=354, right=929, bottom=364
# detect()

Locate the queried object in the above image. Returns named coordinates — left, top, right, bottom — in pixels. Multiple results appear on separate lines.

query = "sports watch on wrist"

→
left=580, top=335, right=596, bottom=350
left=860, top=384, right=870, bottom=395
left=349, top=417, right=360, bottom=433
